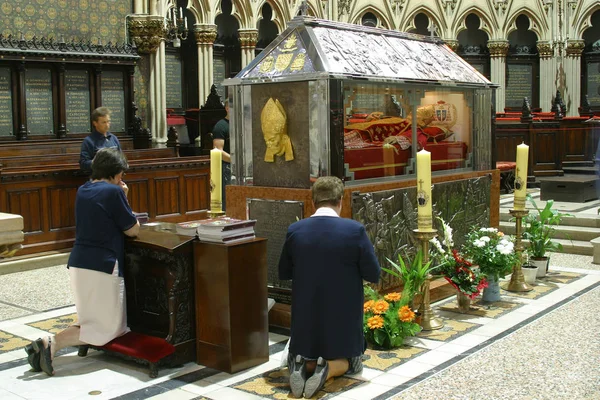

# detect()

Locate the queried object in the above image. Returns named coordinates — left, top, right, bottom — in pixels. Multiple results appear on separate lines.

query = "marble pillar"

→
left=487, top=40, right=509, bottom=112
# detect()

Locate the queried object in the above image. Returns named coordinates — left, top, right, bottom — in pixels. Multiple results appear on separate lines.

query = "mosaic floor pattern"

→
left=416, top=318, right=480, bottom=341
left=363, top=345, right=426, bottom=371
left=26, top=313, right=77, bottom=335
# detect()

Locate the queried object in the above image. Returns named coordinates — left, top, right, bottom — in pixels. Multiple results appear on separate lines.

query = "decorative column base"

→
left=414, top=229, right=444, bottom=331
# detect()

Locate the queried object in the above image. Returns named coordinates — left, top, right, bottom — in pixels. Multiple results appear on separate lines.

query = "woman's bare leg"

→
left=42, top=326, right=86, bottom=359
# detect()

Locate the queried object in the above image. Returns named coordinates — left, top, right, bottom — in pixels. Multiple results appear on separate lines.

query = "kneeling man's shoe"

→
left=304, top=357, right=329, bottom=398
left=289, top=354, right=308, bottom=398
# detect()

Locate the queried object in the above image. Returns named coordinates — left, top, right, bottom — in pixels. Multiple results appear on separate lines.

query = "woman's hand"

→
left=119, top=180, right=129, bottom=197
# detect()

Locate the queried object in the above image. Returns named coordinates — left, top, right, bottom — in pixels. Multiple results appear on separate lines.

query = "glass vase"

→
left=456, top=291, right=471, bottom=313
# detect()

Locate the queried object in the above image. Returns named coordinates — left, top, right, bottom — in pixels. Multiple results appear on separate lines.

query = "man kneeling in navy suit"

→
left=278, top=176, right=381, bottom=398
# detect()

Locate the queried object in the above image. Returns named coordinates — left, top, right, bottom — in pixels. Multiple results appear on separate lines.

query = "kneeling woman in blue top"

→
left=25, top=147, right=140, bottom=376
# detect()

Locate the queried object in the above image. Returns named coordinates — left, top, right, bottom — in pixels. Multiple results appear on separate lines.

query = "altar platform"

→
left=0, top=252, right=598, bottom=400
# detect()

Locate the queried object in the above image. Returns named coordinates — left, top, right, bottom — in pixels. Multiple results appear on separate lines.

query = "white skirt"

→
left=69, top=261, right=130, bottom=346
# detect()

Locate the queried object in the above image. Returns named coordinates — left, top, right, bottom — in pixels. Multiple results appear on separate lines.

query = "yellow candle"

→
left=416, top=149, right=432, bottom=231
left=210, top=148, right=222, bottom=213
left=514, top=143, right=529, bottom=210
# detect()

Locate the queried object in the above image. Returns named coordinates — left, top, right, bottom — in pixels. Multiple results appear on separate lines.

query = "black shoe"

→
left=304, top=357, right=329, bottom=398
left=32, top=337, right=54, bottom=376
left=289, top=354, right=308, bottom=398
left=24, top=339, right=43, bottom=372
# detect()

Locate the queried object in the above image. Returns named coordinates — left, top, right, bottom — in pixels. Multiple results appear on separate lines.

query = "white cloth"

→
left=69, top=261, right=130, bottom=346
left=311, top=207, right=339, bottom=218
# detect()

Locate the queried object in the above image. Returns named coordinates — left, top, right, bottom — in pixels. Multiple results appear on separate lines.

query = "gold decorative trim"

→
left=566, top=40, right=585, bottom=56
left=128, top=18, right=165, bottom=54
left=445, top=40, right=459, bottom=52
left=487, top=41, right=509, bottom=57
left=537, top=42, right=553, bottom=58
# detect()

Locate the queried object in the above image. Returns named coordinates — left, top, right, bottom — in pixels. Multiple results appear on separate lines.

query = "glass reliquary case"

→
left=223, top=16, right=497, bottom=189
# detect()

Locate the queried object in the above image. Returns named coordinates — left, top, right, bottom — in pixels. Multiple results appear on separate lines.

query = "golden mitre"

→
left=261, top=98, right=294, bottom=162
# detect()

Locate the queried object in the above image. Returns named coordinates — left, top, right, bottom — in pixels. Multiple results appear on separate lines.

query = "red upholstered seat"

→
left=100, top=331, right=175, bottom=364
left=496, top=161, right=516, bottom=171
left=167, top=116, right=186, bottom=125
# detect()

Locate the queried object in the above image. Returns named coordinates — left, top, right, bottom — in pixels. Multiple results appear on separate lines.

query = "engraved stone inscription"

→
left=0, top=68, right=12, bottom=136
left=213, top=56, right=226, bottom=100
left=165, top=52, right=183, bottom=108
left=25, top=68, right=54, bottom=135
left=248, top=199, right=303, bottom=304
left=101, top=71, right=126, bottom=132
left=505, top=63, right=533, bottom=107
left=587, top=61, right=600, bottom=105
left=65, top=70, right=91, bottom=133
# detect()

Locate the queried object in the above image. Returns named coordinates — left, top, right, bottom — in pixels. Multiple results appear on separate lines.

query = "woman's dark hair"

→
left=91, top=148, right=129, bottom=180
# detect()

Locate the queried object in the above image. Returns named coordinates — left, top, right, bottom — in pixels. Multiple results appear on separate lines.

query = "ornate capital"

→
left=487, top=40, right=509, bottom=57
left=536, top=41, right=553, bottom=58
left=128, top=16, right=165, bottom=54
left=566, top=40, right=585, bottom=57
left=239, top=30, right=258, bottom=48
left=445, top=39, right=459, bottom=52
left=194, top=25, right=217, bottom=45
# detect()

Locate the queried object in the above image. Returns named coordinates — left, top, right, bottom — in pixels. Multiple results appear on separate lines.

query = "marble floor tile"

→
left=202, top=359, right=281, bottom=386
left=203, top=386, right=265, bottom=400
left=386, top=360, right=436, bottom=378
left=413, top=349, right=457, bottom=366
left=337, top=381, right=393, bottom=400
left=369, top=371, right=413, bottom=387
left=178, top=379, right=223, bottom=397
left=146, top=388, right=200, bottom=400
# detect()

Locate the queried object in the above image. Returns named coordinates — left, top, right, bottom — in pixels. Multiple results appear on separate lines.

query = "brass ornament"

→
left=289, top=53, right=306, bottom=71
left=282, top=34, right=298, bottom=52
left=259, top=56, right=275, bottom=73
left=261, top=98, right=294, bottom=162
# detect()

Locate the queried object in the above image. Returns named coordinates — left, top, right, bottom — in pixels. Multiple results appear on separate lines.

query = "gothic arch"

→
left=573, top=4, right=600, bottom=38
left=304, top=0, right=324, bottom=19
left=504, top=7, right=546, bottom=40
left=453, top=7, right=494, bottom=39
left=350, top=5, right=393, bottom=30
left=187, top=0, right=210, bottom=24
left=402, top=7, right=445, bottom=37
left=254, top=0, right=288, bottom=33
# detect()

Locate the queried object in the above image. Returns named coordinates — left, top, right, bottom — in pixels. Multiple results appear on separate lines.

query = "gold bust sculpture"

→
left=261, top=98, right=294, bottom=162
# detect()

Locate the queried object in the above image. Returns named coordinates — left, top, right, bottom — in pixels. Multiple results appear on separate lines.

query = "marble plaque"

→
left=248, top=198, right=304, bottom=304
left=25, top=68, right=54, bottom=135
left=505, top=63, right=533, bottom=108
left=0, top=67, right=12, bottom=136
left=165, top=52, right=183, bottom=108
left=65, top=70, right=91, bottom=133
left=586, top=60, right=600, bottom=105
left=101, top=71, right=126, bottom=132
left=213, top=56, right=226, bottom=100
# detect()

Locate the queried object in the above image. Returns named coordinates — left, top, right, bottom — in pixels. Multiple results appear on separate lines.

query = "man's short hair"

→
left=312, top=176, right=344, bottom=208
left=91, top=148, right=129, bottom=180
left=91, top=107, right=111, bottom=122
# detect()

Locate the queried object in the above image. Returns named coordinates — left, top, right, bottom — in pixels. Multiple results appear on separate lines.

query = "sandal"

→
left=24, top=339, right=43, bottom=372
left=32, top=337, right=54, bottom=376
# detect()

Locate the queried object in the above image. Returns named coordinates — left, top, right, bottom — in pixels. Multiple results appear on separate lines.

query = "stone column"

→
left=564, top=40, right=585, bottom=116
left=444, top=39, right=459, bottom=53
left=537, top=41, right=554, bottom=112
left=239, top=29, right=258, bottom=69
left=194, top=25, right=217, bottom=106
left=487, top=40, right=509, bottom=112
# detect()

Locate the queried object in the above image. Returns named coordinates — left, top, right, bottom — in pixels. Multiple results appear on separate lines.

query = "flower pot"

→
left=482, top=275, right=501, bottom=302
left=531, top=257, right=549, bottom=278
left=456, top=291, right=471, bottom=313
left=521, top=265, right=538, bottom=284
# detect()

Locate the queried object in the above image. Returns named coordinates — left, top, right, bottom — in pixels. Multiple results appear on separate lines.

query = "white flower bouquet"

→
left=462, top=227, right=518, bottom=281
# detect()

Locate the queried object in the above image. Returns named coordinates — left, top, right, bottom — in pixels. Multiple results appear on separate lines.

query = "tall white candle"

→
left=416, top=149, right=433, bottom=231
left=514, top=143, right=529, bottom=210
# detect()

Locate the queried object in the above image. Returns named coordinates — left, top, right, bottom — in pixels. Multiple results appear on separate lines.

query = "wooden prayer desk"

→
left=194, top=238, right=269, bottom=373
left=124, top=226, right=197, bottom=367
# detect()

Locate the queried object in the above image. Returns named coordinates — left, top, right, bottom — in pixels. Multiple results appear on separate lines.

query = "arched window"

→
left=361, top=12, right=378, bottom=28
left=214, top=0, right=240, bottom=99
left=505, top=15, right=539, bottom=110
left=582, top=10, right=600, bottom=112
left=457, top=14, right=490, bottom=79
left=257, top=3, right=279, bottom=56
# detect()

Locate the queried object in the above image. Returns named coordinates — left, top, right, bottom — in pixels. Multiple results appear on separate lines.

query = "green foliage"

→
left=462, top=227, right=518, bottom=281
left=384, top=249, right=435, bottom=304
left=522, top=194, right=571, bottom=258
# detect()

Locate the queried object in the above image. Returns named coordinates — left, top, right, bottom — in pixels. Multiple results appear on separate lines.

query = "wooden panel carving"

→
left=154, top=177, right=180, bottom=217
left=183, top=173, right=210, bottom=214
left=126, top=178, right=150, bottom=214
left=48, top=186, right=77, bottom=230
left=7, top=189, right=43, bottom=233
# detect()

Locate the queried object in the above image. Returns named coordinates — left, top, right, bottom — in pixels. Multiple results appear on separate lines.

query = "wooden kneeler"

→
left=77, top=331, right=176, bottom=378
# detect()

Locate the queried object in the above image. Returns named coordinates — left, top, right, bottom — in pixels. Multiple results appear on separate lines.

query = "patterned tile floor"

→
left=0, top=266, right=598, bottom=400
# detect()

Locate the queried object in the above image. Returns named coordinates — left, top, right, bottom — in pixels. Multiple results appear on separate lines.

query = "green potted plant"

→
left=522, top=194, right=570, bottom=278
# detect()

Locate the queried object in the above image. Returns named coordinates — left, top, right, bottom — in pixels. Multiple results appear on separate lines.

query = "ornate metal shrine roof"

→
left=227, top=16, right=495, bottom=88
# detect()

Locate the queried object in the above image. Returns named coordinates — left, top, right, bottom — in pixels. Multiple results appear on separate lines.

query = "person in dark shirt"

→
left=25, top=148, right=139, bottom=376
left=212, top=99, right=231, bottom=210
left=278, top=176, right=380, bottom=398
left=79, top=107, right=121, bottom=174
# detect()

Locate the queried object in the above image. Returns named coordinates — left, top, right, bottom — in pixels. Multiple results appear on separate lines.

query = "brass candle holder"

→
left=505, top=208, right=533, bottom=292
left=414, top=228, right=444, bottom=331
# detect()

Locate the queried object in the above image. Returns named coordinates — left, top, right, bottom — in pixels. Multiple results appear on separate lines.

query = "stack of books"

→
left=176, top=217, right=257, bottom=244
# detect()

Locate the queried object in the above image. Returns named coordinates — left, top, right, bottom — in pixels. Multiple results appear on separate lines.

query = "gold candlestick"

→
left=414, top=229, right=444, bottom=331
left=505, top=209, right=533, bottom=292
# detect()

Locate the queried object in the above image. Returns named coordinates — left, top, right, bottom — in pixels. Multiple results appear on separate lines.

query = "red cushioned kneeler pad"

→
left=100, top=331, right=175, bottom=364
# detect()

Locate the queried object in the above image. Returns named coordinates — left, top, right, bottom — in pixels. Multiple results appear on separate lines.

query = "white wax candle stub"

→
left=416, top=149, right=432, bottom=230
left=513, top=143, right=529, bottom=210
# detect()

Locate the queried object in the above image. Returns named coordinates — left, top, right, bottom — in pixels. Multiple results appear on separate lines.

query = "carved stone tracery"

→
left=194, top=26, right=217, bottom=45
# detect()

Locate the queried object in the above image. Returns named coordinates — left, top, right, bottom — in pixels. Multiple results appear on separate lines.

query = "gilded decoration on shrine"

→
left=247, top=32, right=314, bottom=78
left=537, top=42, right=553, bottom=58
left=261, top=98, right=294, bottom=162
left=565, top=40, right=585, bottom=57
left=128, top=18, right=164, bottom=54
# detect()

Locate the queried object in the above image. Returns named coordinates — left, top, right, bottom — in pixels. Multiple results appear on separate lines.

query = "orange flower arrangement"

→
left=363, top=285, right=421, bottom=349
left=366, top=315, right=384, bottom=329
left=384, top=292, right=401, bottom=302
left=398, top=305, right=416, bottom=322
